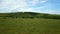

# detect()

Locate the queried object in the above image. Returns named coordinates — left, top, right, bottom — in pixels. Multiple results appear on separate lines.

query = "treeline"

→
left=0, top=12, right=60, bottom=19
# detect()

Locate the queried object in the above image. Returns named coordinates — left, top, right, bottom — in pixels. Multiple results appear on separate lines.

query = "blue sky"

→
left=0, top=0, right=60, bottom=14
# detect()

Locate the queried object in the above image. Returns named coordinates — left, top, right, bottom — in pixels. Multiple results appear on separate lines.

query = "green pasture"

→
left=0, top=18, right=60, bottom=34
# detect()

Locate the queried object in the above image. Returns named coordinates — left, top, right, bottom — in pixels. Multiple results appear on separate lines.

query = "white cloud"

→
left=31, top=0, right=39, bottom=5
left=0, top=0, right=47, bottom=13
left=40, top=0, right=47, bottom=3
left=28, top=0, right=46, bottom=6
left=0, top=0, right=28, bottom=10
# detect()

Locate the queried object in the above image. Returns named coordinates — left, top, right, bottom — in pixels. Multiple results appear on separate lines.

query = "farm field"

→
left=0, top=18, right=60, bottom=34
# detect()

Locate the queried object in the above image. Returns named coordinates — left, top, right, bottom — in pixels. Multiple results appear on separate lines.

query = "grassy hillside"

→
left=0, top=12, right=60, bottom=19
left=0, top=12, right=60, bottom=34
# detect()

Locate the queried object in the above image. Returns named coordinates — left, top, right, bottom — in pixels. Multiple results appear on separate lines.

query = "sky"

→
left=0, top=0, right=60, bottom=14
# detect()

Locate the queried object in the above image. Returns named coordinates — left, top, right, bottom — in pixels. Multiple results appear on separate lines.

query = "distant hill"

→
left=0, top=12, right=60, bottom=19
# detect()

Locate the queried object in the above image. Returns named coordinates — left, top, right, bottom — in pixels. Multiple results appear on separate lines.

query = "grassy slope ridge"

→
left=0, top=12, right=60, bottom=19
left=0, top=12, right=60, bottom=34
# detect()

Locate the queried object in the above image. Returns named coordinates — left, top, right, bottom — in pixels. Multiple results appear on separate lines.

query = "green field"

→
left=0, top=18, right=60, bottom=34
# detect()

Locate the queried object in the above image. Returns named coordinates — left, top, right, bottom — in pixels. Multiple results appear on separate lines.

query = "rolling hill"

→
left=0, top=12, right=60, bottom=34
left=0, top=12, right=60, bottom=19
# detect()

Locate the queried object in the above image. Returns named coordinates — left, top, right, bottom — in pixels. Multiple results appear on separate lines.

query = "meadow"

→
left=0, top=18, right=60, bottom=34
left=0, top=12, right=60, bottom=34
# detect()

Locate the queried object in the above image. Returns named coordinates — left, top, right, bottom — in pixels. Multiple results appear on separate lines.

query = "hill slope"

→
left=0, top=12, right=60, bottom=19
left=0, top=12, right=60, bottom=34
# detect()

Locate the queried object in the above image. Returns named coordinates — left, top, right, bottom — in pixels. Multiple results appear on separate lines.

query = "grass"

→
left=0, top=18, right=60, bottom=34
